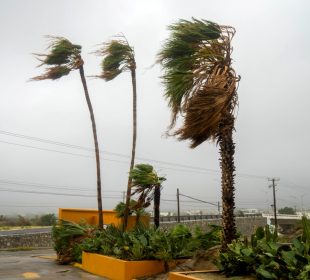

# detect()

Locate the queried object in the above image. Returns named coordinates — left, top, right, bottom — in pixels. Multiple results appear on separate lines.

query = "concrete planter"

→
left=82, top=252, right=166, bottom=280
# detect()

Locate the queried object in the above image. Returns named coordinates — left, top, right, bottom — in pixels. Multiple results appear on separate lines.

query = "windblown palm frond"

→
left=31, top=36, right=82, bottom=80
left=95, top=37, right=135, bottom=81
left=157, top=18, right=239, bottom=148
left=129, top=164, right=166, bottom=210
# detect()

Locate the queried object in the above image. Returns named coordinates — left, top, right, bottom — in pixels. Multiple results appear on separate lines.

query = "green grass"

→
left=5, top=247, right=35, bottom=252
left=0, top=226, right=50, bottom=231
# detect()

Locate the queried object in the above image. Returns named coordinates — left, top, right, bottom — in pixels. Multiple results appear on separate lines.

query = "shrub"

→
left=218, top=217, right=310, bottom=279
left=52, top=220, right=95, bottom=264
left=53, top=221, right=222, bottom=264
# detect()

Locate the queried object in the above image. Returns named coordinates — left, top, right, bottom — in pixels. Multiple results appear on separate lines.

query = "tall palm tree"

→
left=157, top=19, right=240, bottom=249
left=129, top=164, right=166, bottom=228
left=32, top=37, right=104, bottom=229
left=95, top=36, right=137, bottom=229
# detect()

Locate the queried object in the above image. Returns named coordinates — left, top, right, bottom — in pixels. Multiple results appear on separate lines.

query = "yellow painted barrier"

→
left=82, top=252, right=165, bottom=280
left=58, top=208, right=150, bottom=229
left=169, top=271, right=229, bottom=280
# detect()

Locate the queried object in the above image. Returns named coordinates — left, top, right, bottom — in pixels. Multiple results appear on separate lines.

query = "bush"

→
left=52, top=221, right=222, bottom=264
left=39, top=214, right=57, bottom=226
left=218, top=217, right=310, bottom=279
left=52, top=220, right=95, bottom=264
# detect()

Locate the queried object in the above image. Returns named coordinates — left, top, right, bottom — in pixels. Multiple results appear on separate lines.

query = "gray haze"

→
left=0, top=0, right=309, bottom=215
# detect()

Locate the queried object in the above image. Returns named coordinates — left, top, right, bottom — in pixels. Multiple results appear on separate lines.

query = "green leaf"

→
left=256, top=267, right=277, bottom=279
left=255, top=227, right=265, bottom=240
left=241, top=248, right=253, bottom=257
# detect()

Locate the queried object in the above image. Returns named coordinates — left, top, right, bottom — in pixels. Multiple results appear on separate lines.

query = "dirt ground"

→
left=139, top=247, right=220, bottom=280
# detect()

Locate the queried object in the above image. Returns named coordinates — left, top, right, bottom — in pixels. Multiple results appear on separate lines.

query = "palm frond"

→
left=31, top=36, right=82, bottom=81
left=95, top=37, right=135, bottom=81
left=31, top=65, right=71, bottom=80
left=158, top=18, right=239, bottom=147
left=129, top=164, right=166, bottom=209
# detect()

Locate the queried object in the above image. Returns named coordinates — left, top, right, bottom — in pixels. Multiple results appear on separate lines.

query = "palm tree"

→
left=32, top=37, right=104, bottom=229
left=95, top=36, right=137, bottom=229
left=129, top=164, right=166, bottom=228
left=157, top=19, right=240, bottom=249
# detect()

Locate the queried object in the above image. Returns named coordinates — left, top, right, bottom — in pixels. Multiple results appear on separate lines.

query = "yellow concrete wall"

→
left=58, top=208, right=150, bottom=229
left=82, top=252, right=165, bottom=280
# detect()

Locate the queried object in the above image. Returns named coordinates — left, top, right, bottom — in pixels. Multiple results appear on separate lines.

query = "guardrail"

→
left=262, top=213, right=303, bottom=220
left=157, top=213, right=262, bottom=223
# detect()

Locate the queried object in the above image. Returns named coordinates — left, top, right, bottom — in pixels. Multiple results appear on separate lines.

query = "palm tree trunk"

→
left=123, top=67, right=137, bottom=229
left=154, top=185, right=161, bottom=228
left=79, top=64, right=104, bottom=230
left=219, top=113, right=236, bottom=250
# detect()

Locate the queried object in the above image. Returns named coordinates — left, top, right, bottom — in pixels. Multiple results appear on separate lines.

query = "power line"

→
left=0, top=139, right=268, bottom=179
left=0, top=140, right=130, bottom=164
left=0, top=179, right=123, bottom=193
left=0, top=188, right=122, bottom=198
left=0, top=204, right=59, bottom=208
left=179, top=193, right=219, bottom=207
left=0, top=130, right=269, bottom=180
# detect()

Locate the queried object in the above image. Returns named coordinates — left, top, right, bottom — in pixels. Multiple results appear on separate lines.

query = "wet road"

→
left=0, top=249, right=106, bottom=279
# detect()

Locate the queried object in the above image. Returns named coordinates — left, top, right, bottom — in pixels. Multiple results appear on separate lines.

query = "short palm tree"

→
left=95, top=36, right=137, bottom=229
left=32, top=37, right=104, bottom=229
left=157, top=19, right=240, bottom=249
left=129, top=164, right=166, bottom=228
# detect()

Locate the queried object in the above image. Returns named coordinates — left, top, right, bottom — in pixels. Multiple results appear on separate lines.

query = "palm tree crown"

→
left=95, top=37, right=135, bottom=81
left=157, top=18, right=239, bottom=148
left=32, top=37, right=83, bottom=80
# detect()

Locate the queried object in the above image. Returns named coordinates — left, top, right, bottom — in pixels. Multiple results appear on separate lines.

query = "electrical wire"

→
left=0, top=130, right=269, bottom=180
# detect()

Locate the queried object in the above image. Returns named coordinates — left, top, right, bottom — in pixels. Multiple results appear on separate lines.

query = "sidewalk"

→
left=0, top=248, right=106, bottom=279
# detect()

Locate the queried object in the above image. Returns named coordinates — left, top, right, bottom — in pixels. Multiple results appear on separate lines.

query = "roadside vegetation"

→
left=218, top=216, right=310, bottom=279
left=0, top=213, right=56, bottom=229
left=52, top=220, right=221, bottom=266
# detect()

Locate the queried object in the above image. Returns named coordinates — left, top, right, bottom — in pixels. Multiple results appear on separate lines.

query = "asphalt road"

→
left=0, top=248, right=106, bottom=279
left=0, top=227, right=52, bottom=236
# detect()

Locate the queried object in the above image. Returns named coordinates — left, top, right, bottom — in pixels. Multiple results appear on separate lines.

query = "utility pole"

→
left=177, top=188, right=180, bottom=223
left=268, top=178, right=280, bottom=232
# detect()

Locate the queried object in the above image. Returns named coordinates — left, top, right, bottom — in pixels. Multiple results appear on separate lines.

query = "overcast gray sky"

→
left=0, top=0, right=309, bottom=215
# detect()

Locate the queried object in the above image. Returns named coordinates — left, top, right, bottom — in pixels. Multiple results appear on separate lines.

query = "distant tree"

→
left=278, top=207, right=296, bottom=215
left=39, top=214, right=57, bottom=226
left=95, top=36, right=137, bottom=229
left=17, top=215, right=31, bottom=226
left=0, top=215, right=8, bottom=226
left=32, top=37, right=104, bottom=229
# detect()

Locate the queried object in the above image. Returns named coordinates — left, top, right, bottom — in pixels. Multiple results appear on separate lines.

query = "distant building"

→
left=240, top=208, right=261, bottom=216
